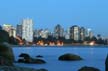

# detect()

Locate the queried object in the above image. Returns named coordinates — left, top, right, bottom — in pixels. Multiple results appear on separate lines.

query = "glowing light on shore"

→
left=89, top=41, right=95, bottom=46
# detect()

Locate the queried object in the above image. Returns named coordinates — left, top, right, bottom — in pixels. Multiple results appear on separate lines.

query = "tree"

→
left=9, top=36, right=18, bottom=45
left=0, top=30, right=9, bottom=43
left=97, top=34, right=104, bottom=44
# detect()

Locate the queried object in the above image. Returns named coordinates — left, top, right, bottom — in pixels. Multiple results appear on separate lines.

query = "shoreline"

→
left=11, top=44, right=108, bottom=47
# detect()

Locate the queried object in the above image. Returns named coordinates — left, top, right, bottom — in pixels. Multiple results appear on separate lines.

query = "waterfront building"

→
left=37, top=29, right=50, bottom=39
left=16, top=24, right=22, bottom=37
left=70, top=25, right=80, bottom=41
left=65, top=28, right=70, bottom=39
left=54, top=24, right=64, bottom=39
left=38, top=29, right=44, bottom=37
left=22, top=18, right=33, bottom=42
left=3, top=24, right=12, bottom=32
left=80, top=27, right=86, bottom=41
left=3, top=24, right=16, bottom=37
left=42, top=29, right=50, bottom=39
left=33, top=29, right=39, bottom=38
left=9, top=27, right=16, bottom=37
left=86, top=28, right=93, bottom=38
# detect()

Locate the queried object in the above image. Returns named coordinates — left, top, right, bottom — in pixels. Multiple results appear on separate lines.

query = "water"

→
left=12, top=46, right=108, bottom=71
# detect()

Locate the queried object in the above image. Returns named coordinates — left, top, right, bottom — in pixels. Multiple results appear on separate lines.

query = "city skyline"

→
left=0, top=0, right=108, bottom=37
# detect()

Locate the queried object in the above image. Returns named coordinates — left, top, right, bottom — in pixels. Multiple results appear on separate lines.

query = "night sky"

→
left=0, top=0, right=108, bottom=37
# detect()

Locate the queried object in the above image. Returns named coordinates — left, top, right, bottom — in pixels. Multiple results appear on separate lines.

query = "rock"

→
left=17, top=59, right=25, bottom=63
left=33, top=59, right=46, bottom=64
left=19, top=53, right=30, bottom=58
left=0, top=56, right=14, bottom=66
left=0, top=43, right=14, bottom=66
left=18, top=53, right=31, bottom=63
left=18, top=53, right=46, bottom=64
left=78, top=66, right=100, bottom=71
left=58, top=53, right=83, bottom=61
left=37, top=68, right=48, bottom=71
left=0, top=66, right=48, bottom=71
left=36, top=55, right=43, bottom=58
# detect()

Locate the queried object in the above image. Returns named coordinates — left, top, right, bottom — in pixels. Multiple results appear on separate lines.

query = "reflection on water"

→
left=13, top=46, right=108, bottom=71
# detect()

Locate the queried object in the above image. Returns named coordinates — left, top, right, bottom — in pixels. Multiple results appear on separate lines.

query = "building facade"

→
left=16, top=24, right=22, bottom=37
left=54, top=24, right=64, bottom=39
left=9, top=27, right=16, bottom=37
left=65, top=28, right=70, bottom=39
left=22, top=18, right=33, bottom=42
left=80, top=27, right=86, bottom=41
left=86, top=28, right=93, bottom=38
left=70, top=25, right=80, bottom=41
left=3, top=24, right=16, bottom=37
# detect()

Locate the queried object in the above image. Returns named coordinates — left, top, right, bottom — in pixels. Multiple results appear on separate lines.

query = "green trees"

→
left=0, top=30, right=9, bottom=43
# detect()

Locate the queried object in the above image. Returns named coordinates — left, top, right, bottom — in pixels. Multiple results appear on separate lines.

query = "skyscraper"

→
left=70, top=25, right=80, bottom=41
left=54, top=24, right=64, bottom=39
left=65, top=28, right=70, bottom=39
left=80, top=27, right=86, bottom=41
left=16, top=24, right=22, bottom=37
left=22, top=18, right=33, bottom=42
left=86, top=28, right=93, bottom=38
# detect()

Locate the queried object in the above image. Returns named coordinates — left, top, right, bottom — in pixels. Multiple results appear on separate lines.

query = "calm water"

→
left=13, top=46, right=108, bottom=71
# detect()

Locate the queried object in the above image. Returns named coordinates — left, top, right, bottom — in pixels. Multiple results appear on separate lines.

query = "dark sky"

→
left=0, top=0, right=108, bottom=37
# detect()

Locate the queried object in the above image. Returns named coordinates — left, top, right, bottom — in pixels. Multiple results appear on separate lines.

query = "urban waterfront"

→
left=13, top=46, right=108, bottom=71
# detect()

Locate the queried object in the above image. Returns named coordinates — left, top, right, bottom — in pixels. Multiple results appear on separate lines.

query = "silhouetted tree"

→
left=9, top=36, right=18, bottom=45
left=0, top=30, right=9, bottom=43
left=91, top=36, right=97, bottom=42
left=84, top=37, right=91, bottom=41
left=97, top=34, right=104, bottom=44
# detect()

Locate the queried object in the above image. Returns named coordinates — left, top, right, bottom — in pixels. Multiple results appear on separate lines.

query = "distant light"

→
left=89, top=41, right=95, bottom=46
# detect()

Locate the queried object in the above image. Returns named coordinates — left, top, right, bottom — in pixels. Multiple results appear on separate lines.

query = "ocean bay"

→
left=13, top=46, right=108, bottom=71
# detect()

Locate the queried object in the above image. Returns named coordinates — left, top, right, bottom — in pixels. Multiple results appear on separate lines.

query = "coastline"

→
left=0, top=66, right=47, bottom=71
left=11, top=44, right=108, bottom=48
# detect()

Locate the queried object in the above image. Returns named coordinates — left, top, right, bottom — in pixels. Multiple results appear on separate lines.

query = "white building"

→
left=3, top=24, right=16, bottom=37
left=3, top=24, right=12, bottom=32
left=86, top=28, right=93, bottom=38
left=70, top=25, right=80, bottom=41
left=22, top=18, right=33, bottom=42
left=9, top=27, right=16, bottom=37
left=41, top=29, right=49, bottom=39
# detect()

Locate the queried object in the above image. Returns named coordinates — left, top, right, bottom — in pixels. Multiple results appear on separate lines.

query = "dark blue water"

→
left=13, top=46, right=108, bottom=71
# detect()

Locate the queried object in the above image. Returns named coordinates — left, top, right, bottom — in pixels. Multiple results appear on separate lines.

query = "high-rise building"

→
left=9, top=27, right=16, bottom=37
left=86, top=28, right=93, bottom=38
left=3, top=24, right=16, bottom=37
left=3, top=24, right=12, bottom=32
left=54, top=24, right=64, bottom=39
left=70, top=25, right=80, bottom=41
left=33, top=29, right=39, bottom=38
left=22, top=18, right=33, bottom=42
left=65, top=28, right=70, bottom=39
left=16, top=24, right=22, bottom=37
left=80, top=27, right=86, bottom=41
left=39, top=29, right=49, bottom=39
